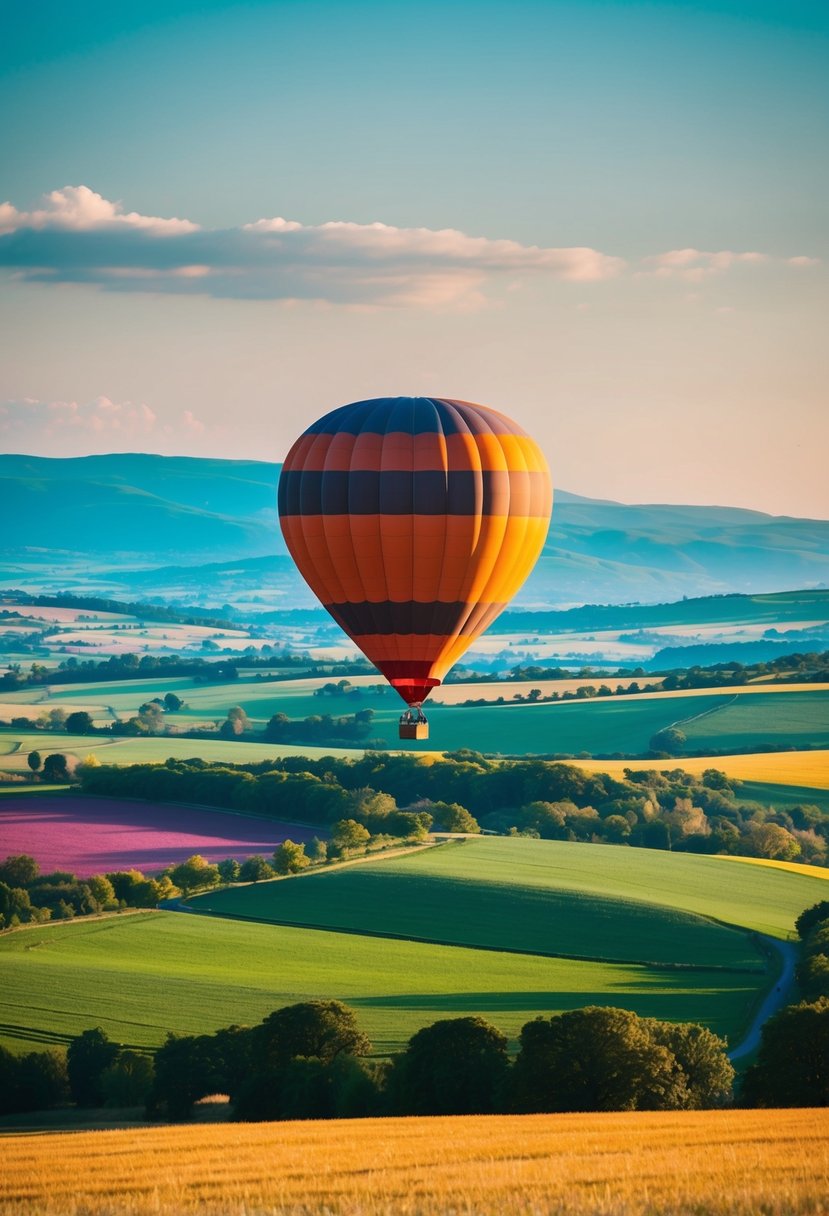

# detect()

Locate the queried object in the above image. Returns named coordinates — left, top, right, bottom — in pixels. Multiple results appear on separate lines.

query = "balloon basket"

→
left=399, top=721, right=429, bottom=740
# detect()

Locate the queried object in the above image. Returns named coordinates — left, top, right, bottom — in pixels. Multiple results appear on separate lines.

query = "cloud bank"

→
left=0, top=396, right=209, bottom=456
left=0, top=187, right=817, bottom=307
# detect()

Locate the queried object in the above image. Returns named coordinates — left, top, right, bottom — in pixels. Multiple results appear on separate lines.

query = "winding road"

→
left=728, top=935, right=797, bottom=1060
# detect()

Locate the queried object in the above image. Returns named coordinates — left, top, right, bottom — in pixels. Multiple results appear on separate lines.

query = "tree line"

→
left=78, top=753, right=827, bottom=865
left=741, top=900, right=829, bottom=1107
left=0, top=805, right=429, bottom=931
left=0, top=650, right=375, bottom=693
left=0, top=1000, right=735, bottom=1121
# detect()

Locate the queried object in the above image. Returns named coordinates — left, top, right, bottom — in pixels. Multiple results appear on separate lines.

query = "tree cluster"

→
left=0, top=854, right=176, bottom=930
left=78, top=752, right=826, bottom=866
left=146, top=1001, right=733, bottom=1122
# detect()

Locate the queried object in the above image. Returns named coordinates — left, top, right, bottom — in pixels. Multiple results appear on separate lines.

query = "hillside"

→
left=190, top=835, right=828, bottom=945
left=7, top=831, right=823, bottom=1055
left=2, top=453, right=828, bottom=604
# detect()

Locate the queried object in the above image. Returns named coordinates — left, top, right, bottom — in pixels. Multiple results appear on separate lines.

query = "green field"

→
left=0, top=731, right=360, bottom=770
left=194, top=836, right=825, bottom=944
left=4, top=832, right=826, bottom=1058
left=0, top=911, right=762, bottom=1056
left=737, top=779, right=829, bottom=812
left=681, top=691, right=829, bottom=751
left=3, top=674, right=828, bottom=757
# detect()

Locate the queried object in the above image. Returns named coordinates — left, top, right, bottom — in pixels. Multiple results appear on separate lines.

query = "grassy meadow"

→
left=5, top=835, right=827, bottom=1056
left=191, top=836, right=786, bottom=962
left=0, top=910, right=762, bottom=1054
left=2, top=1108, right=827, bottom=1216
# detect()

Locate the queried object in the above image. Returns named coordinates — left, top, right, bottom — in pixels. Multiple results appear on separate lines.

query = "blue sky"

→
left=1, top=1, right=826, bottom=515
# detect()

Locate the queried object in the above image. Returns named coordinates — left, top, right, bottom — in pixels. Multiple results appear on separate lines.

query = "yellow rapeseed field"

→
left=2, top=1108, right=828, bottom=1216
left=572, top=749, right=829, bottom=789
left=710, top=854, right=829, bottom=879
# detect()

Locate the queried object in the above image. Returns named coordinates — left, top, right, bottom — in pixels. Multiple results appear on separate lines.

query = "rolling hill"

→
left=6, top=832, right=822, bottom=1056
left=2, top=453, right=828, bottom=604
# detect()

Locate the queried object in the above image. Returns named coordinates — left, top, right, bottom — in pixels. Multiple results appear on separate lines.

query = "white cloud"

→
left=0, top=187, right=819, bottom=307
left=636, top=247, right=815, bottom=281
left=0, top=185, right=623, bottom=307
left=0, top=396, right=211, bottom=454
left=0, top=186, right=197, bottom=236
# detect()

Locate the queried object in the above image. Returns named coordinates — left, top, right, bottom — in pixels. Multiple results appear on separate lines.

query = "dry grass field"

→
left=1, top=1109, right=827, bottom=1216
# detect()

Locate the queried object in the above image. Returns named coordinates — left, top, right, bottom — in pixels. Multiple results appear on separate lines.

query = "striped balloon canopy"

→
left=277, top=397, right=552, bottom=711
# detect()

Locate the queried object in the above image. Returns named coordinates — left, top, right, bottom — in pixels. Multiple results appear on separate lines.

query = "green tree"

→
left=272, top=840, right=310, bottom=875
left=331, top=819, right=371, bottom=852
left=86, top=874, right=116, bottom=907
left=745, top=822, right=801, bottom=861
left=257, top=1000, right=371, bottom=1070
left=239, top=855, right=274, bottom=882
left=42, top=754, right=70, bottom=782
left=307, top=836, right=328, bottom=863
left=170, top=855, right=221, bottom=894
left=137, top=702, right=165, bottom=734
left=100, top=1051, right=154, bottom=1107
left=649, top=727, right=687, bottom=756
left=149, top=1033, right=218, bottom=1120
left=742, top=997, right=829, bottom=1107
left=220, top=706, right=251, bottom=737
left=65, top=711, right=95, bottom=735
left=0, top=854, right=39, bottom=887
left=0, top=882, right=33, bottom=928
left=422, top=801, right=480, bottom=833
left=15, top=1050, right=69, bottom=1112
left=67, top=1028, right=119, bottom=1106
left=27, top=750, right=41, bottom=774
left=217, top=858, right=241, bottom=883
left=163, top=692, right=183, bottom=711
left=796, top=901, right=829, bottom=940
left=512, top=1007, right=685, bottom=1113
left=646, top=1020, right=734, bottom=1108
left=390, top=1017, right=509, bottom=1116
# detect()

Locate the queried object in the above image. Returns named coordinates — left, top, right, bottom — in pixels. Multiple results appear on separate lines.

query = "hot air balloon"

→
left=277, top=397, right=552, bottom=739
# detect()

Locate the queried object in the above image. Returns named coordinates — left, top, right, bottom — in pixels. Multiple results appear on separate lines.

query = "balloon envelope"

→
left=278, top=397, right=552, bottom=706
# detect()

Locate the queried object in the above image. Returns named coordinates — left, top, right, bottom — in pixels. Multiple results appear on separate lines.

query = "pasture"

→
left=193, top=835, right=827, bottom=943
left=0, top=912, right=761, bottom=1054
left=0, top=794, right=319, bottom=876
left=2, top=1109, right=826, bottom=1216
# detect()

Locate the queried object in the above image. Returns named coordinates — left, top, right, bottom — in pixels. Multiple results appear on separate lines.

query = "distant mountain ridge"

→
left=1, top=453, right=827, bottom=607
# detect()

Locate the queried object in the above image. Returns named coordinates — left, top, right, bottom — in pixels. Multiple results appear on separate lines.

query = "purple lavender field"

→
left=0, top=795, right=318, bottom=876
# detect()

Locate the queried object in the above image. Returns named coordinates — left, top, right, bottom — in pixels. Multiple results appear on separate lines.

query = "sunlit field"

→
left=6, top=834, right=827, bottom=1056
left=193, top=833, right=822, bottom=951
left=710, top=854, right=829, bottom=880
left=572, top=749, right=829, bottom=789
left=0, top=909, right=762, bottom=1055
left=2, top=1109, right=827, bottom=1216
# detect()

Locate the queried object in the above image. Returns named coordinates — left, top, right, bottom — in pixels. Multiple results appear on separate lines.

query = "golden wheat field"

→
left=573, top=748, right=829, bottom=789
left=2, top=1109, right=829, bottom=1216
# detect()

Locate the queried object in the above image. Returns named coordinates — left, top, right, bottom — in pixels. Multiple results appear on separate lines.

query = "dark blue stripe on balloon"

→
left=327, top=600, right=471, bottom=636
left=277, top=469, right=540, bottom=515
